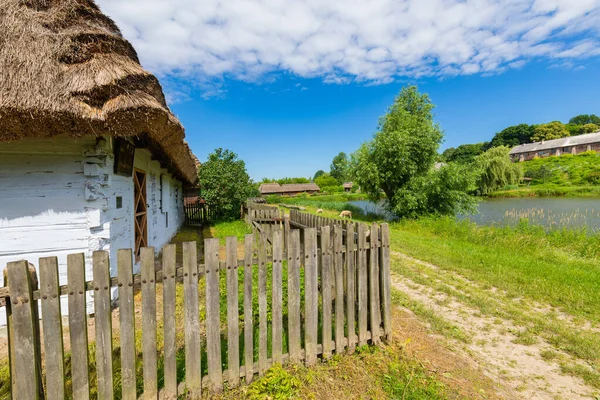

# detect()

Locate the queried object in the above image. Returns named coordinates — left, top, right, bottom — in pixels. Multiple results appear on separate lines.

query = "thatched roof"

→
left=259, top=183, right=283, bottom=194
left=0, top=0, right=198, bottom=185
left=259, top=183, right=320, bottom=195
left=281, top=183, right=320, bottom=192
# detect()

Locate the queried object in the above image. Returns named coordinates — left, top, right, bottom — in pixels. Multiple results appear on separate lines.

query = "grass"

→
left=491, top=151, right=600, bottom=198
left=390, top=217, right=600, bottom=323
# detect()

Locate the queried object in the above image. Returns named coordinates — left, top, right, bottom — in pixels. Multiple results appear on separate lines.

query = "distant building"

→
left=343, top=182, right=354, bottom=192
left=259, top=183, right=320, bottom=196
left=509, top=131, right=600, bottom=162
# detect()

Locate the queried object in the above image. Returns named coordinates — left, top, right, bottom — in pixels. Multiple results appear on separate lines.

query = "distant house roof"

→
left=509, top=131, right=600, bottom=155
left=259, top=183, right=283, bottom=194
left=343, top=182, right=353, bottom=189
left=281, top=183, right=320, bottom=192
left=259, top=182, right=320, bottom=195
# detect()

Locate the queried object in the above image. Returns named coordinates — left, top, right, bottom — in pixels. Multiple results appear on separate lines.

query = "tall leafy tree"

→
left=313, top=170, right=326, bottom=180
left=581, top=123, right=600, bottom=134
left=531, top=121, right=570, bottom=142
left=198, top=148, right=255, bottom=221
left=569, top=114, right=600, bottom=125
left=474, top=146, right=523, bottom=194
left=351, top=85, right=475, bottom=217
left=330, top=152, right=349, bottom=182
left=489, top=124, right=535, bottom=148
left=445, top=143, right=487, bottom=164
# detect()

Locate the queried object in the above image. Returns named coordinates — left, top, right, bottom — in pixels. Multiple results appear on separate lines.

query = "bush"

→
left=246, top=365, right=301, bottom=399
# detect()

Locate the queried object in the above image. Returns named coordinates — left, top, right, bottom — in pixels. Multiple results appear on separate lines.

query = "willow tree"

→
left=474, top=146, right=523, bottom=194
left=351, top=85, right=476, bottom=218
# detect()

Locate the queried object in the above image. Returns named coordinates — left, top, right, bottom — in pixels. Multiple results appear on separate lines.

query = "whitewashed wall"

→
left=0, top=136, right=185, bottom=324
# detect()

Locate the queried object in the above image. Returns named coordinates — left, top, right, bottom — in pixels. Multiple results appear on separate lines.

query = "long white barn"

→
left=0, top=0, right=199, bottom=323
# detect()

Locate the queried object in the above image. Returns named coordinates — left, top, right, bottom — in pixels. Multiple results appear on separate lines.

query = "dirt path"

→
left=390, top=251, right=598, bottom=400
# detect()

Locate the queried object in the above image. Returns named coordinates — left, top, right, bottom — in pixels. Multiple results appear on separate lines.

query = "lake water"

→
left=349, top=197, right=600, bottom=232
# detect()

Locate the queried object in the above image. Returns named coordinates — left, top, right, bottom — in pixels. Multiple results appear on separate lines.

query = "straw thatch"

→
left=0, top=0, right=198, bottom=184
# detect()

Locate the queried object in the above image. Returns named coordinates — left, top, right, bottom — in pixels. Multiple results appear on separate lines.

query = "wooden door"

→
left=134, top=169, right=148, bottom=259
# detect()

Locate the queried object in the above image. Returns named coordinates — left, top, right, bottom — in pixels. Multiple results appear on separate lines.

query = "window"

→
left=116, top=196, right=123, bottom=209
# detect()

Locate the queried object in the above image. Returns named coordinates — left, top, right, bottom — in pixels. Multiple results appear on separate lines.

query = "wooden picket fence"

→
left=1, top=216, right=390, bottom=399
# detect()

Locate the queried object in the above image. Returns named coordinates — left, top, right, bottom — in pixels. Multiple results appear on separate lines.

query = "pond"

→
left=349, top=197, right=600, bottom=232
left=462, top=197, right=600, bottom=232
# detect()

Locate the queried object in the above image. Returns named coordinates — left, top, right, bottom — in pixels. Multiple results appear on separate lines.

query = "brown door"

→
left=134, top=168, right=148, bottom=259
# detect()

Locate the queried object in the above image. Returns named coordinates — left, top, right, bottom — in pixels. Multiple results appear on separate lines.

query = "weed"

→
left=246, top=364, right=301, bottom=399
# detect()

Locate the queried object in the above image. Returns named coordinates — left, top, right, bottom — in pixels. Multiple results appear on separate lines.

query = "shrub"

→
left=246, top=364, right=301, bottom=399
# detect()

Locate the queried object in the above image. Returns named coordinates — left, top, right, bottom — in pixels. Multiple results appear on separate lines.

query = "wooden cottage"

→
left=0, top=0, right=198, bottom=320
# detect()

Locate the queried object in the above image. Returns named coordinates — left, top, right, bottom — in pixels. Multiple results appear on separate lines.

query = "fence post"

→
left=258, top=233, right=268, bottom=376
left=93, top=251, right=114, bottom=400
left=39, top=257, right=65, bottom=399
left=334, top=224, right=345, bottom=354
left=272, top=230, right=283, bottom=365
left=67, top=253, right=90, bottom=400
left=141, top=247, right=158, bottom=399
left=287, top=229, right=301, bottom=364
left=6, top=261, right=40, bottom=400
left=380, top=224, right=392, bottom=341
left=321, top=225, right=333, bottom=359
left=226, top=237, right=241, bottom=387
left=163, top=244, right=179, bottom=399
left=183, top=242, right=202, bottom=397
left=205, top=238, right=223, bottom=392
left=243, top=234, right=255, bottom=383
left=369, top=224, right=381, bottom=344
left=117, top=249, right=137, bottom=400
left=346, top=223, right=357, bottom=353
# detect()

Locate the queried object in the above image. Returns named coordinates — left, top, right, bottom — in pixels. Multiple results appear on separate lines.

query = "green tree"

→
left=474, top=146, right=523, bottom=194
left=351, top=85, right=475, bottom=217
left=489, top=124, right=535, bottom=148
left=330, top=152, right=349, bottom=182
left=569, top=114, right=600, bottom=125
left=392, top=164, right=478, bottom=218
left=313, top=170, right=326, bottom=180
left=198, top=148, right=255, bottom=221
left=531, top=121, right=570, bottom=142
left=581, top=123, right=600, bottom=134
left=315, top=173, right=339, bottom=188
left=445, top=143, right=486, bottom=164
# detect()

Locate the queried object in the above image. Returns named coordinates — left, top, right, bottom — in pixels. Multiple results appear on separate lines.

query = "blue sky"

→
left=172, top=60, right=600, bottom=180
left=96, top=0, right=600, bottom=180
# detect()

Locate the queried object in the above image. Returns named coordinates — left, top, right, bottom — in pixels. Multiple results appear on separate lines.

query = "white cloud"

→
left=96, top=0, right=600, bottom=92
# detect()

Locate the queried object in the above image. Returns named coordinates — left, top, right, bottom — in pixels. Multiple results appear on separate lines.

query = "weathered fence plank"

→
left=163, top=244, right=178, bottom=399
left=141, top=247, right=158, bottom=398
left=380, top=224, right=392, bottom=340
left=346, top=223, right=357, bottom=353
left=93, top=251, right=114, bottom=400
left=334, top=224, right=345, bottom=353
left=258, top=232, right=268, bottom=375
left=226, top=237, right=241, bottom=387
left=205, top=238, right=223, bottom=392
left=288, top=229, right=301, bottom=364
left=7, top=261, right=39, bottom=400
left=183, top=241, right=202, bottom=398
left=39, top=256, right=65, bottom=400
left=272, top=230, right=283, bottom=365
left=369, top=225, right=381, bottom=344
left=243, top=234, right=255, bottom=384
left=67, top=253, right=90, bottom=400
left=304, top=228, right=318, bottom=366
left=321, top=225, right=332, bottom=359
left=357, top=224, right=368, bottom=346
left=118, top=249, right=137, bottom=400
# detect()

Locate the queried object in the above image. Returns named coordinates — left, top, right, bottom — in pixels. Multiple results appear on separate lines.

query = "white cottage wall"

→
left=0, top=136, right=186, bottom=324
